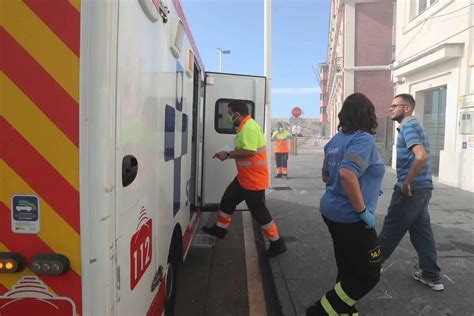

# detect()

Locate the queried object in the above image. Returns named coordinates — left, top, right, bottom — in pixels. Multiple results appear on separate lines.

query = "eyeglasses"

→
left=388, top=104, right=408, bottom=110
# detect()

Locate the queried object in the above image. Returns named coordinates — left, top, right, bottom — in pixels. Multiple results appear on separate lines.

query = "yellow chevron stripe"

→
left=0, top=74, right=79, bottom=191
left=69, top=0, right=80, bottom=12
left=0, top=0, right=79, bottom=101
left=0, top=162, right=81, bottom=276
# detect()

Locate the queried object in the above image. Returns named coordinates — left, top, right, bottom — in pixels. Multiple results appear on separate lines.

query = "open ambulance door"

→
left=201, top=72, right=266, bottom=208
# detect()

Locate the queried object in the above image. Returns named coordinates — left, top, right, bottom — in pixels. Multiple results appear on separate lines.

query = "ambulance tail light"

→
left=31, top=254, right=70, bottom=275
left=0, top=252, right=25, bottom=273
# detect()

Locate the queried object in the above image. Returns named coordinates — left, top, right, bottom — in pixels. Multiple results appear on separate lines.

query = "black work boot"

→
left=274, top=174, right=282, bottom=178
left=306, top=300, right=358, bottom=316
left=305, top=301, right=325, bottom=316
left=264, top=238, right=287, bottom=257
left=202, top=225, right=227, bottom=239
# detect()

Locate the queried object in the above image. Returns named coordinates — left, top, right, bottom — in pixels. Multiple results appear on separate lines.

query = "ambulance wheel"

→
left=165, top=232, right=182, bottom=316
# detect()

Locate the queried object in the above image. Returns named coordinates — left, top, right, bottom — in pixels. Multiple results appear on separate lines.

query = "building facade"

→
left=392, top=0, right=474, bottom=191
left=321, top=0, right=395, bottom=162
left=319, top=62, right=329, bottom=136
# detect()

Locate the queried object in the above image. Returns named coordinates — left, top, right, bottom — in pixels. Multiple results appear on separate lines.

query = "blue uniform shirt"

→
left=396, top=117, right=433, bottom=190
left=320, top=131, right=385, bottom=223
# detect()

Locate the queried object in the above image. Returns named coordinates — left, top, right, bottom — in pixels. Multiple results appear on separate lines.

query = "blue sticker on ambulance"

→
left=11, top=195, right=40, bottom=234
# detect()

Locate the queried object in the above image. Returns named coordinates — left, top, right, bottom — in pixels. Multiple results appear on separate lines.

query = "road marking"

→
left=242, top=211, right=267, bottom=316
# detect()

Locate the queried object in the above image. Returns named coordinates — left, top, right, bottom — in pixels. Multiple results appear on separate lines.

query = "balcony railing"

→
left=328, top=56, right=343, bottom=93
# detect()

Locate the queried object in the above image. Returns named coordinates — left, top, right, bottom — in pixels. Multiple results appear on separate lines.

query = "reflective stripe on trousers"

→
left=216, top=211, right=232, bottom=229
left=261, top=220, right=279, bottom=241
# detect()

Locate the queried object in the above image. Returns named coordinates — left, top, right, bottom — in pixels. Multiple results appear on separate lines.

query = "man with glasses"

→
left=379, top=93, right=444, bottom=291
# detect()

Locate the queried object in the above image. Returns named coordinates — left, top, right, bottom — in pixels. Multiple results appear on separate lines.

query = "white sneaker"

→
left=412, top=271, right=444, bottom=291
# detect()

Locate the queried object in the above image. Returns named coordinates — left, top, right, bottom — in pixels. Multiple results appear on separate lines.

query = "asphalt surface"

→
left=267, top=150, right=474, bottom=316
left=175, top=149, right=474, bottom=316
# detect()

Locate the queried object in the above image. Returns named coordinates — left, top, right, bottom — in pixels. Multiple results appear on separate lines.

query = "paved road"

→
left=267, top=150, right=474, bottom=316
left=175, top=149, right=474, bottom=316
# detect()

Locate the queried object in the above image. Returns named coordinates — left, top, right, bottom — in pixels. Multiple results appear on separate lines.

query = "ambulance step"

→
left=191, top=234, right=217, bottom=249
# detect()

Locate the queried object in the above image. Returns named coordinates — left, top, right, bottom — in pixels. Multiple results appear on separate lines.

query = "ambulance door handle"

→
left=122, top=155, right=138, bottom=187
left=151, top=265, right=163, bottom=292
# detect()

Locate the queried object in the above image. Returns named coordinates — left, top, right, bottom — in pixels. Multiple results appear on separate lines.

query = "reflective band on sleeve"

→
left=335, top=282, right=357, bottom=306
left=321, top=295, right=339, bottom=316
left=343, top=152, right=367, bottom=173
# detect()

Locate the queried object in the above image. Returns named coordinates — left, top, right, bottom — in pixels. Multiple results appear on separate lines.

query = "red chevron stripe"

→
left=0, top=117, right=80, bottom=233
left=0, top=27, right=79, bottom=146
left=23, top=0, right=80, bottom=57
left=0, top=203, right=82, bottom=313
left=0, top=284, right=7, bottom=295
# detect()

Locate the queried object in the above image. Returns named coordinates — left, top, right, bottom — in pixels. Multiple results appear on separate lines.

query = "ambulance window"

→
left=215, top=99, right=255, bottom=134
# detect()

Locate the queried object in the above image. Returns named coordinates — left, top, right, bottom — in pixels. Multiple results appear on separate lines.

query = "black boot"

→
left=306, top=300, right=358, bottom=316
left=274, top=174, right=282, bottom=178
left=264, top=238, right=287, bottom=257
left=202, top=225, right=227, bottom=239
left=305, top=301, right=325, bottom=316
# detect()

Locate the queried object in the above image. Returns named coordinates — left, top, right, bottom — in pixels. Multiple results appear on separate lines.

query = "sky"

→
left=180, top=0, right=330, bottom=119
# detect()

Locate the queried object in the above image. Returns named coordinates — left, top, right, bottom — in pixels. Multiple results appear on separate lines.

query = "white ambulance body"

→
left=0, top=0, right=266, bottom=315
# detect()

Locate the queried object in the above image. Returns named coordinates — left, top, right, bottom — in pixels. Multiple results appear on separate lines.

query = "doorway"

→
left=422, top=86, right=447, bottom=176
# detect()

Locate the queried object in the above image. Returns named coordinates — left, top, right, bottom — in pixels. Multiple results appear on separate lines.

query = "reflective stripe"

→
left=217, top=211, right=232, bottom=229
left=216, top=222, right=229, bottom=229
left=218, top=211, right=232, bottom=219
left=335, top=282, right=357, bottom=306
left=321, top=295, right=338, bottom=316
left=236, top=160, right=267, bottom=167
left=343, top=152, right=367, bottom=173
left=257, top=146, right=267, bottom=153
left=261, top=220, right=275, bottom=230
left=237, top=161, right=252, bottom=166
left=261, top=221, right=279, bottom=241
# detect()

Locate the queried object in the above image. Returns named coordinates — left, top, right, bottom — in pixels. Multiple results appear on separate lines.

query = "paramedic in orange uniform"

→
left=202, top=100, right=287, bottom=257
left=272, top=122, right=292, bottom=178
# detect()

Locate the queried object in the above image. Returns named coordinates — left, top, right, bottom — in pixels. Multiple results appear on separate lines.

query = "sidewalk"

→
left=265, top=150, right=474, bottom=316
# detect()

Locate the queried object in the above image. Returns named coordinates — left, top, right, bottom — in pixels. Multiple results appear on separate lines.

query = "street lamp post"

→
left=217, top=48, right=231, bottom=72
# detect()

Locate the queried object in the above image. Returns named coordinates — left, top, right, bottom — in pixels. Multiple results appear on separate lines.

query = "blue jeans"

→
left=378, top=187, right=441, bottom=281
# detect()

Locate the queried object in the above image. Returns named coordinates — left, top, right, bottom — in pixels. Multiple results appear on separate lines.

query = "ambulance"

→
left=0, top=0, right=268, bottom=315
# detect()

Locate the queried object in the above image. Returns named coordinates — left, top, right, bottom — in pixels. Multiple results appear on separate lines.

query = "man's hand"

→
left=213, top=151, right=229, bottom=161
left=401, top=181, right=412, bottom=196
left=322, top=175, right=329, bottom=183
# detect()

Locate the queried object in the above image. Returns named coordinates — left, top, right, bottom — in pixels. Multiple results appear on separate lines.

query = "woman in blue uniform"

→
left=306, top=93, right=385, bottom=316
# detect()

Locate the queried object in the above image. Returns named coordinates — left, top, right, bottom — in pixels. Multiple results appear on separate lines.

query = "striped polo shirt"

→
left=396, top=116, right=433, bottom=190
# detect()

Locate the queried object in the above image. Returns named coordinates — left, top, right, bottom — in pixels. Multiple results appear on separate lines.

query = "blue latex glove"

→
left=358, top=208, right=375, bottom=229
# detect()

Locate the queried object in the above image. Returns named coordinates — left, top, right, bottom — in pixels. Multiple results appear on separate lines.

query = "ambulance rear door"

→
left=201, top=72, right=266, bottom=207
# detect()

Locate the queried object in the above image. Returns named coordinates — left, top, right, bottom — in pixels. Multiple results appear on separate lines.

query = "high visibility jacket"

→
left=234, top=115, right=269, bottom=190
left=272, top=129, right=291, bottom=153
